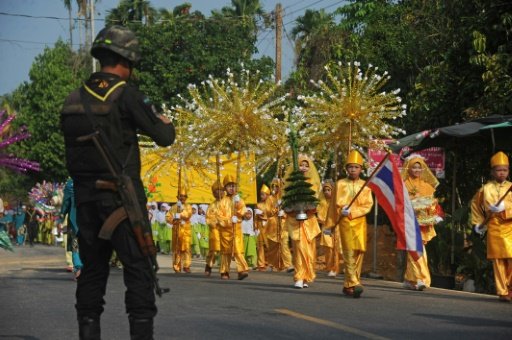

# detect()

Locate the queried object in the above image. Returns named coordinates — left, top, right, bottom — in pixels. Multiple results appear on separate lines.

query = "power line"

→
left=283, top=0, right=346, bottom=27
left=283, top=0, right=329, bottom=19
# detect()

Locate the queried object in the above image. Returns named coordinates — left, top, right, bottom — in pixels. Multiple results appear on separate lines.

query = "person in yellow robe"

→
left=254, top=184, right=272, bottom=271
left=472, top=151, right=512, bottom=302
left=270, top=178, right=294, bottom=272
left=318, top=180, right=342, bottom=277
left=205, top=181, right=224, bottom=276
left=284, top=154, right=322, bottom=289
left=217, top=174, right=250, bottom=280
left=401, top=154, right=443, bottom=291
left=168, top=189, right=193, bottom=273
left=328, top=150, right=373, bottom=298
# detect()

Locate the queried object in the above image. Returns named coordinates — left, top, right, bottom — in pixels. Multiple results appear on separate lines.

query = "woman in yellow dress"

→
left=284, top=154, right=321, bottom=289
left=401, top=154, right=443, bottom=290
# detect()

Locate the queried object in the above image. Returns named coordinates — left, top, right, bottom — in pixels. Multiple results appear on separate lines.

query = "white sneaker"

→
left=303, top=282, right=309, bottom=288
left=416, top=280, right=427, bottom=291
left=327, top=271, right=336, bottom=277
left=402, top=281, right=416, bottom=290
left=294, top=280, right=303, bottom=289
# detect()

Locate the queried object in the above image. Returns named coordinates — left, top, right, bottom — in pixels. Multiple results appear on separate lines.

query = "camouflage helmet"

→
left=91, top=25, right=141, bottom=63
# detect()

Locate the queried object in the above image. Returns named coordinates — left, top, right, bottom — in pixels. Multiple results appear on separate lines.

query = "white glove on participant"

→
left=254, top=208, right=263, bottom=215
left=473, top=224, right=487, bottom=235
left=174, top=213, right=181, bottom=219
left=177, top=201, right=183, bottom=208
left=231, top=216, right=239, bottom=223
left=489, top=201, right=505, bottom=213
left=341, top=206, right=350, bottom=216
left=233, top=194, right=241, bottom=203
left=435, top=216, right=443, bottom=224
left=278, top=210, right=285, bottom=217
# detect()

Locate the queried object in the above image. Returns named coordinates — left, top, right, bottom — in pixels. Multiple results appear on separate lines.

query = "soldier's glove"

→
left=489, top=201, right=505, bottom=213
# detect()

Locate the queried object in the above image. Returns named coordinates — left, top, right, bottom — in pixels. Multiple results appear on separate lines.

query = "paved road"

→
left=0, top=245, right=511, bottom=340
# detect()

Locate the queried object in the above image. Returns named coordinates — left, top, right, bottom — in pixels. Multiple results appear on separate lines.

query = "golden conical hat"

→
left=346, top=150, right=364, bottom=166
left=260, top=184, right=271, bottom=195
left=211, top=180, right=223, bottom=192
left=177, top=187, right=187, bottom=197
left=491, top=151, right=509, bottom=167
left=223, top=174, right=236, bottom=187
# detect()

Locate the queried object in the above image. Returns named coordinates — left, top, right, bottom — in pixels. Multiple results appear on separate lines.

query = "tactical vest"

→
left=61, top=79, right=137, bottom=179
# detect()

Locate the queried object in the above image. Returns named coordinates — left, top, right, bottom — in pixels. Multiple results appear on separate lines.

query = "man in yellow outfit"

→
left=284, top=154, right=321, bottom=289
left=271, top=178, right=294, bottom=272
left=253, top=184, right=273, bottom=271
left=169, top=189, right=193, bottom=273
left=329, top=150, right=373, bottom=298
left=218, top=175, right=249, bottom=280
left=471, top=151, right=512, bottom=302
left=205, top=180, right=224, bottom=276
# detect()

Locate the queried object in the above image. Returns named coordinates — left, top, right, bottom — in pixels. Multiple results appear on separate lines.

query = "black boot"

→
left=129, top=317, right=154, bottom=340
left=78, top=316, right=100, bottom=340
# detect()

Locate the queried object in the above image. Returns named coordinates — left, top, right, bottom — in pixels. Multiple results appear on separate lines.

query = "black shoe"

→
left=78, top=316, right=100, bottom=340
left=129, top=317, right=154, bottom=340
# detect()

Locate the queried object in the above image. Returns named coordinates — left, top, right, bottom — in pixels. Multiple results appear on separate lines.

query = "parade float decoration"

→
left=297, top=61, right=406, bottom=177
left=0, top=110, right=40, bottom=173
left=173, top=66, right=289, bottom=202
left=28, top=181, right=64, bottom=215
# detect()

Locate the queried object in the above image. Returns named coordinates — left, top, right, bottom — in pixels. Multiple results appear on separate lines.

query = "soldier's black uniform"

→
left=61, top=71, right=175, bottom=335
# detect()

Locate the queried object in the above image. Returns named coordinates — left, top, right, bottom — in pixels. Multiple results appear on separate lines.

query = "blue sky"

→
left=0, top=0, right=346, bottom=95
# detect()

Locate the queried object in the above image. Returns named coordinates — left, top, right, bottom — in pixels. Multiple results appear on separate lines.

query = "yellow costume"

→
left=205, top=181, right=223, bottom=275
left=168, top=195, right=193, bottom=273
left=284, top=154, right=321, bottom=287
left=218, top=175, right=249, bottom=279
left=471, top=151, right=512, bottom=300
left=328, top=150, right=373, bottom=294
left=270, top=177, right=293, bottom=271
left=401, top=154, right=441, bottom=289
left=254, top=184, right=272, bottom=270
left=318, top=180, right=342, bottom=275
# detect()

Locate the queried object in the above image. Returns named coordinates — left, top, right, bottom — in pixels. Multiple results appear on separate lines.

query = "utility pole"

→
left=275, top=3, right=282, bottom=84
left=91, top=0, right=96, bottom=72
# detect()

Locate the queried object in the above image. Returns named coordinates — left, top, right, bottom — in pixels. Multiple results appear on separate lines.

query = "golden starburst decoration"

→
left=298, top=61, right=407, bottom=172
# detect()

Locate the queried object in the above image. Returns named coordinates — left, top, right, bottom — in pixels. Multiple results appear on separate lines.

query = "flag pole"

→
left=335, top=151, right=391, bottom=226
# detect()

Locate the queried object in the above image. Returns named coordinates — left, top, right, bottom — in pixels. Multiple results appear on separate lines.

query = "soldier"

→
left=60, top=26, right=175, bottom=339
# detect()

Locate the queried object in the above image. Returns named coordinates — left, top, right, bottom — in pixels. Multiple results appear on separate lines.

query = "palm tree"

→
left=62, top=0, right=73, bottom=46
left=106, top=0, right=157, bottom=26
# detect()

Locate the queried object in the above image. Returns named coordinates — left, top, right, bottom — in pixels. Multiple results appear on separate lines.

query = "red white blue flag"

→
left=367, top=154, right=423, bottom=260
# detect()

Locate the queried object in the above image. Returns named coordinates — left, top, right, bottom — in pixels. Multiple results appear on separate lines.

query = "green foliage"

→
left=132, top=9, right=273, bottom=107
left=282, top=170, right=318, bottom=212
left=11, top=40, right=87, bottom=182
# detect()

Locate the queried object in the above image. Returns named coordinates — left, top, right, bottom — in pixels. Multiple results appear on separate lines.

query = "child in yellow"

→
left=217, top=175, right=250, bottom=280
left=318, top=180, right=342, bottom=277
left=329, top=150, right=373, bottom=298
left=168, top=189, right=193, bottom=273
left=204, top=181, right=224, bottom=276
left=254, top=184, right=273, bottom=271
left=284, top=154, right=321, bottom=289
left=401, top=154, right=443, bottom=291
left=270, top=178, right=294, bottom=272
left=471, top=151, right=512, bottom=302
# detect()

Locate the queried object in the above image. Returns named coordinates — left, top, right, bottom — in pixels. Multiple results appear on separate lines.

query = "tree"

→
left=11, top=40, right=87, bottom=181
left=106, top=0, right=158, bottom=26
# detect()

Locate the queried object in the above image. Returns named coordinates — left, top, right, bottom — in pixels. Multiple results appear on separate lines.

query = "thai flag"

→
left=367, top=154, right=423, bottom=260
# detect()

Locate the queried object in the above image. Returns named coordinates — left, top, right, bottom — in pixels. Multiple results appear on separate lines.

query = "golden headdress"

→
left=322, top=179, right=334, bottom=190
left=211, top=180, right=223, bottom=192
left=401, top=154, right=439, bottom=189
left=223, top=174, right=236, bottom=187
left=177, top=187, right=188, bottom=197
left=260, top=184, right=271, bottom=195
left=490, top=151, right=509, bottom=168
left=345, top=150, right=364, bottom=166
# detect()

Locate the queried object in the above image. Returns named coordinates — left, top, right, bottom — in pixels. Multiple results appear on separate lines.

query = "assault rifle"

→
left=76, top=131, right=169, bottom=297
